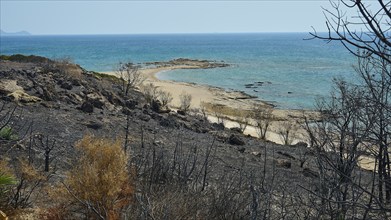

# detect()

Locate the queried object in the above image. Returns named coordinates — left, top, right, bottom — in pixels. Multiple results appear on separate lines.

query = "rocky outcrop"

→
left=0, top=80, right=23, bottom=95
left=146, top=58, right=230, bottom=69
left=86, top=93, right=106, bottom=109
left=7, top=90, right=41, bottom=103
left=80, top=100, right=94, bottom=113
left=0, top=79, right=41, bottom=103
left=229, top=134, right=245, bottom=145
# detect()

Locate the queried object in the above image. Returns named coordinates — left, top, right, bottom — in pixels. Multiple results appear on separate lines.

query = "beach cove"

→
left=104, top=59, right=319, bottom=145
left=0, top=33, right=357, bottom=109
left=104, top=59, right=376, bottom=170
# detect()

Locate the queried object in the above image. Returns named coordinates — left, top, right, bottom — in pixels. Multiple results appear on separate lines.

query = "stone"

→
left=292, top=141, right=308, bottom=148
left=276, top=159, right=291, bottom=169
left=151, top=99, right=163, bottom=112
left=60, top=81, right=73, bottom=90
left=0, top=79, right=23, bottom=95
left=122, top=107, right=132, bottom=115
left=177, top=109, right=186, bottom=116
left=238, top=147, right=246, bottom=153
left=251, top=151, right=262, bottom=157
left=101, top=90, right=123, bottom=106
left=192, top=122, right=210, bottom=133
left=86, top=121, right=103, bottom=130
left=230, top=127, right=243, bottom=133
left=80, top=101, right=94, bottom=113
left=229, top=134, right=245, bottom=145
left=65, top=93, right=83, bottom=105
left=125, top=99, right=138, bottom=109
left=91, top=98, right=105, bottom=109
left=41, top=86, right=57, bottom=101
left=139, top=114, right=151, bottom=122
left=151, top=113, right=163, bottom=120
left=160, top=117, right=178, bottom=128
left=212, top=123, right=225, bottom=131
left=277, top=151, right=296, bottom=160
left=71, top=78, right=82, bottom=86
left=210, top=131, right=229, bottom=142
left=87, top=93, right=106, bottom=109
left=7, top=90, right=42, bottom=103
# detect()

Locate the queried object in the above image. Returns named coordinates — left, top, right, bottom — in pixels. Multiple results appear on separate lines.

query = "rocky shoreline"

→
left=145, top=58, right=230, bottom=69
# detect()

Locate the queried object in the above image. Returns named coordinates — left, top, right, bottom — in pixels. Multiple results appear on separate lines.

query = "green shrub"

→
left=0, top=54, right=51, bottom=63
left=0, top=159, right=16, bottom=204
left=0, top=126, right=18, bottom=140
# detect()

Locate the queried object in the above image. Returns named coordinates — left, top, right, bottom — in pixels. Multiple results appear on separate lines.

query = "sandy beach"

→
left=103, top=64, right=319, bottom=145
left=133, top=67, right=375, bottom=171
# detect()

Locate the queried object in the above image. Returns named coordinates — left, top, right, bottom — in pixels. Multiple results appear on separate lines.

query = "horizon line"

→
left=1, top=31, right=322, bottom=36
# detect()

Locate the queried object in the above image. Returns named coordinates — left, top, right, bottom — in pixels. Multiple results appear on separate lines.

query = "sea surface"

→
left=0, top=33, right=356, bottom=109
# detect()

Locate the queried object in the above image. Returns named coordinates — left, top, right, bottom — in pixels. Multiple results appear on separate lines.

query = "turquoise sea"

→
left=0, top=33, right=356, bottom=109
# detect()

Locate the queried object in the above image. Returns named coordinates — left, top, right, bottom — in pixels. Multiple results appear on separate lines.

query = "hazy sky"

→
left=1, top=0, right=331, bottom=35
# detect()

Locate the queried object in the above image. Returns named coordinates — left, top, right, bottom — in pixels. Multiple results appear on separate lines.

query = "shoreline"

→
left=138, top=67, right=375, bottom=170
left=102, top=62, right=319, bottom=145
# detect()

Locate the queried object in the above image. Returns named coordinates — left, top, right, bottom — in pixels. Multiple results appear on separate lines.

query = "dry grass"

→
left=41, top=135, right=134, bottom=219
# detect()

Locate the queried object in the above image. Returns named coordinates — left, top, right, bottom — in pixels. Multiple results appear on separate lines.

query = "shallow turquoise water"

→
left=0, top=33, right=356, bottom=109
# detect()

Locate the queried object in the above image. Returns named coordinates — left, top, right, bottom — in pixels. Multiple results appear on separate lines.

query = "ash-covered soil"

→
left=0, top=55, right=376, bottom=219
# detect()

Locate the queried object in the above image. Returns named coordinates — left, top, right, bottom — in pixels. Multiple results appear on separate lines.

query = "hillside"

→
left=0, top=55, right=377, bottom=219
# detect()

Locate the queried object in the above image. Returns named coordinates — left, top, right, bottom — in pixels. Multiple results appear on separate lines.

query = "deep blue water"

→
left=0, top=33, right=356, bottom=109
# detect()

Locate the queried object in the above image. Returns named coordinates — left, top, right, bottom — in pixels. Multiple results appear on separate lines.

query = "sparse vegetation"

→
left=278, top=122, right=296, bottom=145
left=141, top=82, right=158, bottom=105
left=0, top=126, right=18, bottom=141
left=158, top=90, right=173, bottom=108
left=235, top=110, right=251, bottom=133
left=116, top=61, right=146, bottom=96
left=0, top=160, right=15, bottom=199
left=62, top=135, right=134, bottom=219
left=253, top=104, right=273, bottom=140
left=179, top=91, right=192, bottom=113
left=2, top=159, right=47, bottom=212
left=3, top=5, right=391, bottom=216
left=0, top=54, right=51, bottom=63
left=210, top=103, right=226, bottom=125
left=308, top=0, right=391, bottom=217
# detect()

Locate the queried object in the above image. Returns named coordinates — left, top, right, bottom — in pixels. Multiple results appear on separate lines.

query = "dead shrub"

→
left=235, top=110, right=251, bottom=133
left=62, top=135, right=134, bottom=219
left=141, top=83, right=158, bottom=105
left=253, top=105, right=273, bottom=140
left=179, top=92, right=192, bottom=113
left=278, top=122, right=297, bottom=145
left=116, top=62, right=145, bottom=96
left=158, top=90, right=173, bottom=108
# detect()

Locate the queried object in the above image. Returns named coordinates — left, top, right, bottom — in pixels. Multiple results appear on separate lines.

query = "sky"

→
left=0, top=0, right=332, bottom=35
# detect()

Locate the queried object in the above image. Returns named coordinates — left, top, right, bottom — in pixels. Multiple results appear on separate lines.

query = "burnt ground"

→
left=0, top=56, right=377, bottom=219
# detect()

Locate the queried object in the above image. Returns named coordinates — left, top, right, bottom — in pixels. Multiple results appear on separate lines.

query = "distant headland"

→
left=0, top=29, right=31, bottom=36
